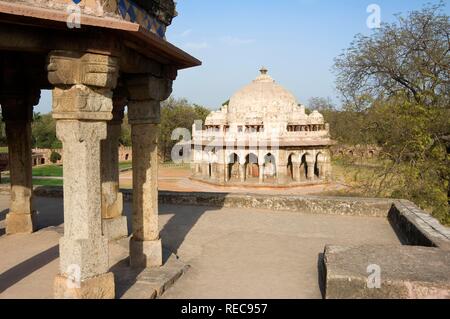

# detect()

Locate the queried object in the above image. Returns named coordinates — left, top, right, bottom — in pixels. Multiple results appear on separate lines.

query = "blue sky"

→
left=35, top=0, right=448, bottom=113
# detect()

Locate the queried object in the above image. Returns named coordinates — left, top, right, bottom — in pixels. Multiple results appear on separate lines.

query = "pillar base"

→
left=54, top=272, right=115, bottom=299
left=102, top=216, right=128, bottom=241
left=6, top=211, right=37, bottom=235
left=129, top=237, right=162, bottom=268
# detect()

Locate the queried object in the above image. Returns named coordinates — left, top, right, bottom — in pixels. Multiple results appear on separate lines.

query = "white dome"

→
left=227, top=68, right=297, bottom=115
left=308, top=110, right=324, bottom=124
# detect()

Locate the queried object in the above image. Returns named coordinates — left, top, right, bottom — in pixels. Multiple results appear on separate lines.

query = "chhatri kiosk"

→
left=0, top=0, right=199, bottom=298
left=192, top=68, right=333, bottom=186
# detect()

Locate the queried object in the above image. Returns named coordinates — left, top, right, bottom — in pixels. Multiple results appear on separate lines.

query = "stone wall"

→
left=331, top=144, right=381, bottom=159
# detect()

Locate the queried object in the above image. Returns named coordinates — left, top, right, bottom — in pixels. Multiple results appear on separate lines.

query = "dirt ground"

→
left=119, top=166, right=346, bottom=196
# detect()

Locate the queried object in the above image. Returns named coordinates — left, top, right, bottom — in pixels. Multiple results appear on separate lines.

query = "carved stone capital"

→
left=125, top=74, right=173, bottom=101
left=127, top=100, right=161, bottom=125
left=47, top=50, right=119, bottom=89
left=52, top=85, right=113, bottom=121
left=163, top=64, right=178, bottom=81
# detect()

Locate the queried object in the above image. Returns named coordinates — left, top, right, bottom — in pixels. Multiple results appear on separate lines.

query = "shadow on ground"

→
left=0, top=208, right=7, bottom=236
left=0, top=245, right=59, bottom=293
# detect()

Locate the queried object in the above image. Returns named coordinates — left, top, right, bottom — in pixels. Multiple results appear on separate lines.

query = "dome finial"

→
left=259, top=66, right=268, bottom=75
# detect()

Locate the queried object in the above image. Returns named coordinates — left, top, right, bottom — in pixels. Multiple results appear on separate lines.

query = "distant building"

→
left=191, top=68, right=334, bottom=186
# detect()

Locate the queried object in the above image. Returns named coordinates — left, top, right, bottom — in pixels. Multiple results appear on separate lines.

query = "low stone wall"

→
left=389, top=200, right=450, bottom=250
left=323, top=245, right=450, bottom=299
left=156, top=191, right=393, bottom=217
left=5, top=184, right=449, bottom=248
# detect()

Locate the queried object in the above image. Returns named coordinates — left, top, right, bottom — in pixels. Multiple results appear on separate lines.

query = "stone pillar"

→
left=317, top=161, right=325, bottom=180
left=294, top=163, right=302, bottom=182
left=126, top=71, right=174, bottom=268
left=224, top=163, right=229, bottom=182
left=101, top=93, right=128, bottom=240
left=306, top=161, right=315, bottom=181
left=0, top=90, right=40, bottom=234
left=259, top=165, right=264, bottom=184
left=47, top=50, right=118, bottom=299
left=276, top=165, right=288, bottom=184
left=239, top=163, right=246, bottom=182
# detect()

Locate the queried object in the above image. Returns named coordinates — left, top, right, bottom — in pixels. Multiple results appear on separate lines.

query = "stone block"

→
left=6, top=211, right=37, bottom=234
left=323, top=245, right=450, bottom=299
left=129, top=237, right=162, bottom=268
left=59, top=236, right=109, bottom=281
left=115, top=251, right=188, bottom=299
left=102, top=192, right=124, bottom=220
left=102, top=215, right=128, bottom=241
left=54, top=272, right=115, bottom=299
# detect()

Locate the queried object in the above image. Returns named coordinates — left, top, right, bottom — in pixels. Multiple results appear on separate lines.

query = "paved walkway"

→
left=0, top=194, right=401, bottom=299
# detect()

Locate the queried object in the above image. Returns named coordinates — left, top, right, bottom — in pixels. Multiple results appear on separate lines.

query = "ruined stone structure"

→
left=330, top=144, right=381, bottom=159
left=0, top=0, right=199, bottom=298
left=30, top=145, right=132, bottom=165
left=191, top=68, right=334, bottom=186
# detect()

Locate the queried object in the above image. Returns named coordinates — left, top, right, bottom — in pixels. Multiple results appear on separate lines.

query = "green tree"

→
left=333, top=2, right=450, bottom=224
left=158, top=97, right=210, bottom=162
left=50, top=151, right=62, bottom=164
left=32, top=113, right=62, bottom=149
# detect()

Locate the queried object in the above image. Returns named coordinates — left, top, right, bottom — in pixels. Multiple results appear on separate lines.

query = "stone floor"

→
left=0, top=194, right=402, bottom=299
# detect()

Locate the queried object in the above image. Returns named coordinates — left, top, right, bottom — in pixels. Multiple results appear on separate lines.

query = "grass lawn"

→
left=1, top=177, right=63, bottom=186
left=119, top=161, right=132, bottom=170
left=32, top=165, right=63, bottom=177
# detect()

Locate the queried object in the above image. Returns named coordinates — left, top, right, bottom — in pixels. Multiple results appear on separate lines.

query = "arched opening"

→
left=227, top=153, right=240, bottom=182
left=245, top=153, right=259, bottom=182
left=41, top=158, right=45, bottom=165
left=208, top=163, right=212, bottom=178
left=301, top=154, right=308, bottom=180
left=125, top=153, right=129, bottom=161
left=368, top=150, right=374, bottom=158
left=315, top=153, right=324, bottom=178
left=287, top=154, right=295, bottom=180
left=263, top=153, right=276, bottom=182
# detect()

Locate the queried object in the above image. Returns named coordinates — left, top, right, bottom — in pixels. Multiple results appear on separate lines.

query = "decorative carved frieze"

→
left=52, top=85, right=113, bottom=121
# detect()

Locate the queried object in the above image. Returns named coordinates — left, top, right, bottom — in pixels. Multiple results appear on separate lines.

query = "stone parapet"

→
left=323, top=245, right=450, bottom=299
left=389, top=200, right=450, bottom=250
